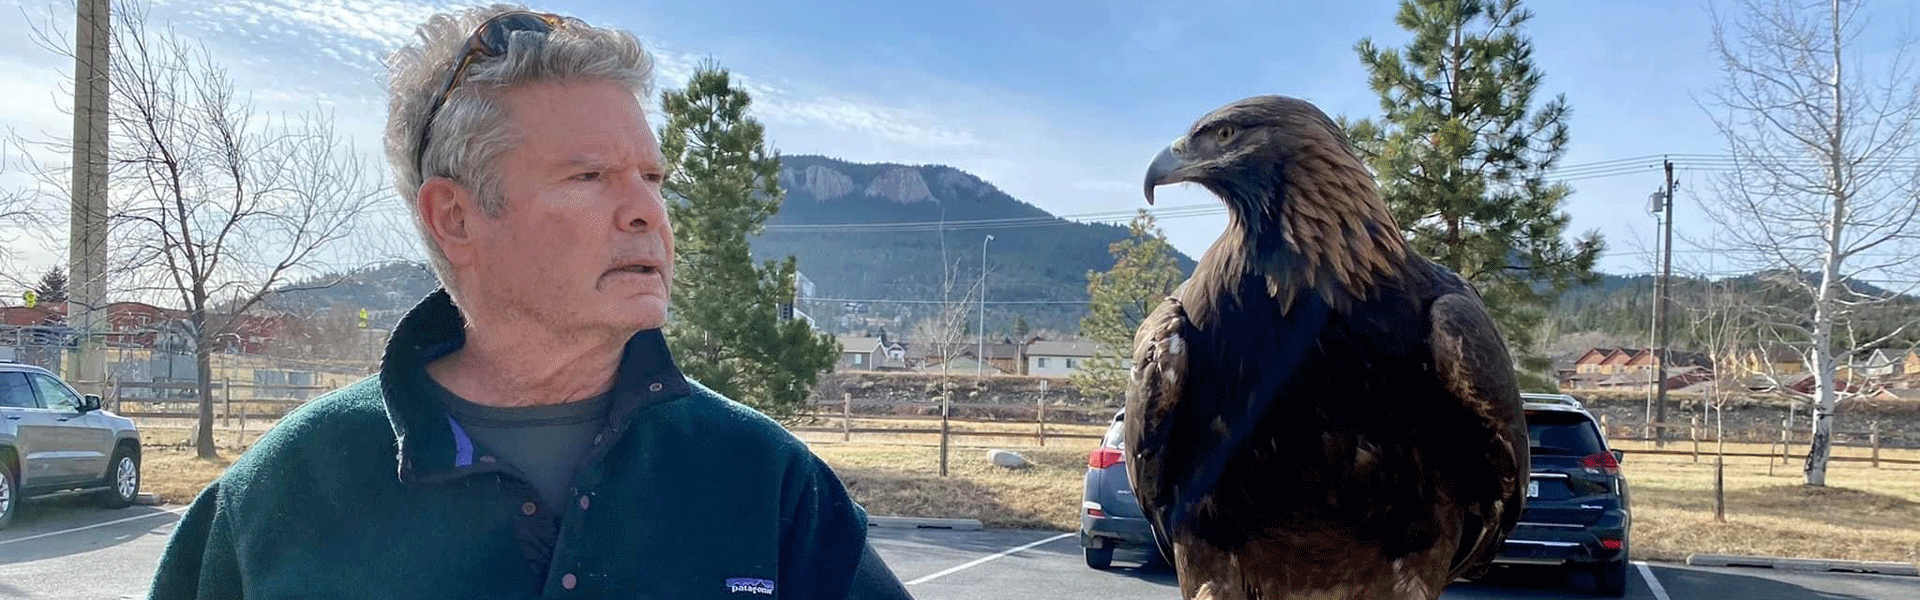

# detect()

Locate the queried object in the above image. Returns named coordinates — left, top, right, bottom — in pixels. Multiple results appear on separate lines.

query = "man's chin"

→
left=616, top=296, right=670, bottom=331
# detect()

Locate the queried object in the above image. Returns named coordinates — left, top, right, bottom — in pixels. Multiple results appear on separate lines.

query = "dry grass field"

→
left=134, top=416, right=1920, bottom=565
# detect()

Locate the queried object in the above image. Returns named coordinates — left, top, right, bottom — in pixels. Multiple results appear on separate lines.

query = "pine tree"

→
left=1073, top=211, right=1186, bottom=402
left=33, top=266, right=69, bottom=304
left=659, top=61, right=838, bottom=421
left=1011, top=315, right=1030, bottom=341
left=1345, top=0, right=1603, bottom=391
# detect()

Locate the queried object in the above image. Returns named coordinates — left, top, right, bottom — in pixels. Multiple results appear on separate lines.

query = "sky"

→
left=1, top=0, right=1917, bottom=297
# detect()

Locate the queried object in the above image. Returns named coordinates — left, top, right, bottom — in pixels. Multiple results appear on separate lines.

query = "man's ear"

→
left=417, top=177, right=478, bottom=266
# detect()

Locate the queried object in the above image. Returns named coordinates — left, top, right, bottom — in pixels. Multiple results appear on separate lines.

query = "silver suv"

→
left=0, top=360, right=142, bottom=529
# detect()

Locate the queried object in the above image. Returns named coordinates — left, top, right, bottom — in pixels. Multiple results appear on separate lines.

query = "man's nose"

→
left=616, top=173, right=668, bottom=233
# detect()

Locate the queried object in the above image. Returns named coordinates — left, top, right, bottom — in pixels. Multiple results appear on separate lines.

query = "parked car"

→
left=0, top=360, right=143, bottom=529
left=1491, top=392, right=1633, bottom=596
left=1079, top=409, right=1167, bottom=569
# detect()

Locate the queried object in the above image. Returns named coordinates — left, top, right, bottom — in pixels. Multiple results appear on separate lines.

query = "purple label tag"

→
left=725, top=578, right=776, bottom=595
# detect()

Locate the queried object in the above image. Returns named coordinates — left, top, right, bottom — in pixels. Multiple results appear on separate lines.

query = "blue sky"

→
left=2, top=0, right=1916, bottom=290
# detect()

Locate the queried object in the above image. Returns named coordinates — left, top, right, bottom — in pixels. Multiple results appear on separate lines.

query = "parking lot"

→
left=4, top=498, right=1919, bottom=599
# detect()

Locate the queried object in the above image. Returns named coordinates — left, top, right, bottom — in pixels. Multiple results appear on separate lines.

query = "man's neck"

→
left=426, top=322, right=630, bottom=408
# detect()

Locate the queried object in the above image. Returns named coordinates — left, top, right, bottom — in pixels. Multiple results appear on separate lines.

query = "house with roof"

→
left=1859, top=348, right=1914, bottom=385
left=1564, top=347, right=1715, bottom=390
left=836, top=331, right=913, bottom=371
left=1025, top=339, right=1102, bottom=377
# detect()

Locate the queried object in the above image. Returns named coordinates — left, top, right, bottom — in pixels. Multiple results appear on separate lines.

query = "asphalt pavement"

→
left=4, top=497, right=1919, bottom=599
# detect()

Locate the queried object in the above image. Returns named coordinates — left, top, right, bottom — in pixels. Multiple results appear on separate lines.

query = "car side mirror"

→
left=81, top=394, right=102, bottom=412
left=1611, top=449, right=1624, bottom=464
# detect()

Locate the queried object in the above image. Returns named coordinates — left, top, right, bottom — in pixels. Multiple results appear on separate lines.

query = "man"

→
left=149, top=5, right=913, bottom=599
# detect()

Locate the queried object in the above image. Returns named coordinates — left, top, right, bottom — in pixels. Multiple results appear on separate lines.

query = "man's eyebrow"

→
left=557, top=155, right=610, bottom=170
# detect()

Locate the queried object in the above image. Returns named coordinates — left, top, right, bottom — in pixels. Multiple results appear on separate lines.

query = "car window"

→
left=27, top=373, right=82, bottom=412
left=1526, top=410, right=1606, bottom=456
left=0, top=372, right=39, bottom=409
left=1102, top=418, right=1125, bottom=448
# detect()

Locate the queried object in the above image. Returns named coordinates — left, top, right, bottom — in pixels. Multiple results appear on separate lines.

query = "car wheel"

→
left=1084, top=545, right=1114, bottom=570
left=0, top=458, right=16, bottom=530
left=1592, top=558, right=1628, bottom=597
left=95, top=447, right=139, bottom=509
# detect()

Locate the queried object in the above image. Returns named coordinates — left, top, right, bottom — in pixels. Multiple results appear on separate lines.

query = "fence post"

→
left=1871, top=421, right=1880, bottom=469
left=222, top=377, right=232, bottom=429
left=1600, top=414, right=1610, bottom=438
left=842, top=392, right=851, bottom=443
left=1691, top=415, right=1700, bottom=463
left=1780, top=404, right=1793, bottom=466
left=1037, top=379, right=1049, bottom=447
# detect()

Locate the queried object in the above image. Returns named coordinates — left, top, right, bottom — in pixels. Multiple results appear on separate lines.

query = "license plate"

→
left=1527, top=479, right=1541, bottom=498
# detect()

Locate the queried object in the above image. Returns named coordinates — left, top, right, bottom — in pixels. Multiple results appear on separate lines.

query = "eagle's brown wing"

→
left=1123, top=295, right=1192, bottom=566
left=1426, top=287, right=1529, bottom=581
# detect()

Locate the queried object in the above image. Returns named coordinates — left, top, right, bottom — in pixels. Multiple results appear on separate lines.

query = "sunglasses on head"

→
left=415, top=11, right=568, bottom=179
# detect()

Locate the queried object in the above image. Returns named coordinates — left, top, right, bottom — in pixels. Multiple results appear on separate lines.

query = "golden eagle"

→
left=1125, top=95, right=1528, bottom=600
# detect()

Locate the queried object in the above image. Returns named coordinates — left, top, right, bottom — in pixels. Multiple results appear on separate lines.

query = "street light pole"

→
left=978, top=234, right=993, bottom=376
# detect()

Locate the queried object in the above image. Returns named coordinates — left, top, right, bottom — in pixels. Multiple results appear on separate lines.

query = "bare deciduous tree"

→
left=19, top=0, right=382, bottom=459
left=1698, top=0, right=1920, bottom=486
left=910, top=250, right=983, bottom=477
left=0, top=147, right=55, bottom=289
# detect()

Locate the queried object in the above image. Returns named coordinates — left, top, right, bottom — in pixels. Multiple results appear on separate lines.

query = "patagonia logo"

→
left=725, top=578, right=776, bottom=595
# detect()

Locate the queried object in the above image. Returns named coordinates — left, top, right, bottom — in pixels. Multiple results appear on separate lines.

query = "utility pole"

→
left=977, top=234, right=992, bottom=376
left=1653, top=159, right=1676, bottom=446
left=68, top=0, right=111, bottom=392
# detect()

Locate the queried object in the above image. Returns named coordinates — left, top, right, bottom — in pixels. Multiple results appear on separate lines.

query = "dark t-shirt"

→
left=428, top=376, right=611, bottom=514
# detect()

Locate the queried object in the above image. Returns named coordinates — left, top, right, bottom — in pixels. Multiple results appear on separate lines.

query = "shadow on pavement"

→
left=1656, top=564, right=1882, bottom=600
left=0, top=496, right=178, bottom=565
left=1448, top=562, right=1881, bottom=599
left=1099, top=548, right=1179, bottom=588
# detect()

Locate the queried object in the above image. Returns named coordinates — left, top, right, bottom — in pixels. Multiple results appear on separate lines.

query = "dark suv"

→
left=1493, top=393, right=1632, bottom=596
left=1078, top=409, right=1165, bottom=569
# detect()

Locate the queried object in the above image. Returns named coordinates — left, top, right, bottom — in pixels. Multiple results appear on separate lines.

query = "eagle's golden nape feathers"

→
left=1127, top=94, right=1528, bottom=600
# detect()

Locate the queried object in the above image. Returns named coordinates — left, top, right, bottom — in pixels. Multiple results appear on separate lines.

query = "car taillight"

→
left=1579, top=452, right=1620, bottom=475
left=1088, top=447, right=1124, bottom=469
left=1600, top=539, right=1624, bottom=550
left=1084, top=501, right=1106, bottom=518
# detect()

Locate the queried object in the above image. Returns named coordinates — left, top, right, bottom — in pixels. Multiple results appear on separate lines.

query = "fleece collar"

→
left=376, top=289, right=692, bottom=484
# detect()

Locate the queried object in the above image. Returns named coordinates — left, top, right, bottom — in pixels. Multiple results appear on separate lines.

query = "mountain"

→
left=258, top=155, right=1199, bottom=335
left=1543, top=271, right=1920, bottom=354
left=751, top=155, right=1196, bottom=335
left=255, top=153, right=1917, bottom=357
left=255, top=261, right=442, bottom=329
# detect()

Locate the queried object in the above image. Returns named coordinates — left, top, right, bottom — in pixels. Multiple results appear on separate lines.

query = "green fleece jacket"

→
left=148, top=290, right=911, bottom=599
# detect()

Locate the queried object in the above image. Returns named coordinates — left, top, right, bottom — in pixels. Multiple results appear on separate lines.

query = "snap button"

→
left=521, top=502, right=537, bottom=516
left=479, top=455, right=497, bottom=463
left=562, top=573, right=577, bottom=589
left=580, top=495, right=591, bottom=510
left=648, top=382, right=663, bottom=392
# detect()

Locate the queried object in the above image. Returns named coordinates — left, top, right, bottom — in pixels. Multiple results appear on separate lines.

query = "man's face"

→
left=463, top=78, right=674, bottom=335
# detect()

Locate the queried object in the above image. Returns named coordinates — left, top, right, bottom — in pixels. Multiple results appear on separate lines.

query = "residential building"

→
left=1025, top=340, right=1101, bottom=377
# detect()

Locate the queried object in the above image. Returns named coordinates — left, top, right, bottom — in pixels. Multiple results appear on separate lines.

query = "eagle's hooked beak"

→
left=1143, top=138, right=1194, bottom=205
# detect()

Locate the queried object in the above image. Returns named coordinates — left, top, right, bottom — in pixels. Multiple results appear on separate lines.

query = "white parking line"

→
left=904, top=532, right=1075, bottom=585
left=0, top=506, right=187, bottom=547
left=1635, top=561, right=1672, bottom=600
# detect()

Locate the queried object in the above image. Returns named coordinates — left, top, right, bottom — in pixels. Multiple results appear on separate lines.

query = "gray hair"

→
left=382, top=4, right=656, bottom=288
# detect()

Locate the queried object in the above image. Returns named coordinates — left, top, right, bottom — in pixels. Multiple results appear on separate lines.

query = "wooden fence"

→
left=79, top=380, right=331, bottom=440
left=797, top=395, right=1112, bottom=446
left=1600, top=414, right=1920, bottom=467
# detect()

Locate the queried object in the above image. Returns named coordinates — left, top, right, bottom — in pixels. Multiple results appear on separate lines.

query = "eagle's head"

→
left=1143, top=95, right=1407, bottom=302
left=1142, top=95, right=1374, bottom=222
